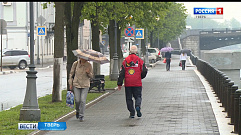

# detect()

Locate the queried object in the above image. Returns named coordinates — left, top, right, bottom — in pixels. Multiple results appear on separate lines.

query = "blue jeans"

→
left=73, top=87, right=89, bottom=117
left=125, top=87, right=142, bottom=116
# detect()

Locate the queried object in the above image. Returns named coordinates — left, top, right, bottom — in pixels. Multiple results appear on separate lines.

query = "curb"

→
left=30, top=87, right=118, bottom=135
left=0, top=70, right=17, bottom=75
left=0, top=65, right=54, bottom=75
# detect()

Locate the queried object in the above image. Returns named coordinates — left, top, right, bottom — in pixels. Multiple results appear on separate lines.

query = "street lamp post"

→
left=20, top=2, right=41, bottom=121
left=145, top=28, right=150, bottom=67
left=110, top=17, right=119, bottom=81
left=36, top=2, right=40, bottom=65
left=158, top=31, right=159, bottom=49
left=156, top=16, right=160, bottom=49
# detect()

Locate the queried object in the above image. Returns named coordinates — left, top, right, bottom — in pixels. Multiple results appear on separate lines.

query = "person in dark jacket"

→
left=117, top=45, right=148, bottom=118
left=164, top=51, right=172, bottom=71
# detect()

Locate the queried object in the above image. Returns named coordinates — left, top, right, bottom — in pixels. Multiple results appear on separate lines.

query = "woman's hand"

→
left=86, top=68, right=90, bottom=74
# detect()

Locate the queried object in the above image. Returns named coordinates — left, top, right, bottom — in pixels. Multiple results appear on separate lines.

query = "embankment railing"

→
left=190, top=52, right=240, bottom=134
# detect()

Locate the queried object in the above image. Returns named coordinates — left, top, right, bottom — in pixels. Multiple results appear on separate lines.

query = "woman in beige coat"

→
left=68, top=58, right=93, bottom=122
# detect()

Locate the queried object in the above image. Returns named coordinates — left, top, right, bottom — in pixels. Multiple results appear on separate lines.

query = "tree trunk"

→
left=52, top=58, right=63, bottom=102
left=91, top=21, right=100, bottom=76
left=65, top=2, right=72, bottom=91
left=150, top=31, right=153, bottom=47
left=141, top=39, right=146, bottom=55
left=108, top=20, right=114, bottom=75
left=90, top=4, right=101, bottom=76
left=52, top=2, right=65, bottom=102
left=66, top=2, right=83, bottom=91
left=117, top=22, right=122, bottom=71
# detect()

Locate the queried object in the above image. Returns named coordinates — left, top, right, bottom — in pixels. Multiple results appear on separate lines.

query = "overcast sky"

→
left=178, top=2, right=241, bottom=23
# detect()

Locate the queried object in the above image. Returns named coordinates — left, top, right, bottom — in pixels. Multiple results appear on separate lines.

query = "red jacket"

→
left=117, top=54, right=147, bottom=87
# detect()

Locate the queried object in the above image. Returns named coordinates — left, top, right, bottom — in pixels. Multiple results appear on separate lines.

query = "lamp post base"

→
left=20, top=109, right=41, bottom=121
left=110, top=54, right=119, bottom=81
left=19, top=69, right=40, bottom=121
left=145, top=55, right=150, bottom=67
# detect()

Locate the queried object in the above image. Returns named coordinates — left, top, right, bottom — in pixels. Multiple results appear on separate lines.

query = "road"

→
left=0, top=62, right=110, bottom=111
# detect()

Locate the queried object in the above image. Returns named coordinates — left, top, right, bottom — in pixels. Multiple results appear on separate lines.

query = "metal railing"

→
left=190, top=52, right=241, bottom=134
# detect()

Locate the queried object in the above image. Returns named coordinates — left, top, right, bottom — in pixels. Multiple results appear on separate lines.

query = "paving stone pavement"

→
left=42, top=55, right=225, bottom=135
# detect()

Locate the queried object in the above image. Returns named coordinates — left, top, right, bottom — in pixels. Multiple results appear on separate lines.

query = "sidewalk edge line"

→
left=194, top=69, right=234, bottom=135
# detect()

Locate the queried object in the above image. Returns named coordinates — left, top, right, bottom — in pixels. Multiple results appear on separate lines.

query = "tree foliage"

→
left=160, top=2, right=187, bottom=43
left=43, top=2, right=188, bottom=82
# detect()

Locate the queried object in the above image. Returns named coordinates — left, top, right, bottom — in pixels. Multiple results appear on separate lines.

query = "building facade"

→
left=1, top=2, right=97, bottom=64
left=0, top=2, right=55, bottom=63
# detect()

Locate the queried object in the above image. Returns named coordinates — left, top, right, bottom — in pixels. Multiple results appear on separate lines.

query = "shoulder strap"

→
left=72, top=61, right=78, bottom=78
left=74, top=60, right=78, bottom=72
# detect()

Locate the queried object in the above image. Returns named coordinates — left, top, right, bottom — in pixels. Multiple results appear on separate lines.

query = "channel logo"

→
left=193, top=7, right=223, bottom=19
left=38, top=122, right=67, bottom=130
left=18, top=122, right=66, bottom=130
left=18, top=123, right=38, bottom=130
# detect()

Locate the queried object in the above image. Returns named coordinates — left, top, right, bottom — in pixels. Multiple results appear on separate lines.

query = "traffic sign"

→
left=124, top=27, right=135, bottom=37
left=125, top=37, right=135, bottom=43
left=36, top=26, right=47, bottom=36
left=135, top=29, right=144, bottom=39
left=0, top=19, right=7, bottom=29
left=37, top=15, right=46, bottom=25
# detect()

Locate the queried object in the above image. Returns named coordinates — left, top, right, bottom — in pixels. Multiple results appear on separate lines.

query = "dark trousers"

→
left=181, top=60, right=186, bottom=70
left=125, top=87, right=142, bottom=116
left=166, top=58, right=171, bottom=71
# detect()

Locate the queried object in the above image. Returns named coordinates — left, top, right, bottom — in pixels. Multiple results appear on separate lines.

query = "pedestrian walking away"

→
left=68, top=58, right=94, bottom=122
left=180, top=52, right=187, bottom=70
left=117, top=45, right=148, bottom=119
left=164, top=51, right=172, bottom=71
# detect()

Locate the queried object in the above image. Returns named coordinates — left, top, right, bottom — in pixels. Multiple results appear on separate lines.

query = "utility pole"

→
left=20, top=2, right=40, bottom=121
left=145, top=28, right=150, bottom=67
left=110, top=15, right=119, bottom=81
left=36, top=2, right=40, bottom=64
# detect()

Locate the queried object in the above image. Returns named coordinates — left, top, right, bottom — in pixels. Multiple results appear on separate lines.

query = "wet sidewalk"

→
left=38, top=55, right=234, bottom=135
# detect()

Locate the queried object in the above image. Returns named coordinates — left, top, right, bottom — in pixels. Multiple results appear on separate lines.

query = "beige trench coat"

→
left=68, top=60, right=94, bottom=88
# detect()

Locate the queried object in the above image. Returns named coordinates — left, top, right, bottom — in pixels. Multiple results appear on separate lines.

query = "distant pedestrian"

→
left=165, top=51, right=172, bottom=71
left=117, top=45, right=148, bottom=119
left=68, top=58, right=94, bottom=122
left=180, top=52, right=188, bottom=70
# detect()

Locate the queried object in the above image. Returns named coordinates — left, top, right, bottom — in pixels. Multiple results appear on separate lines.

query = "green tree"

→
left=107, top=2, right=133, bottom=74
left=82, top=2, right=131, bottom=77
left=81, top=2, right=111, bottom=76
left=65, top=2, right=85, bottom=91
left=42, top=2, right=85, bottom=96
left=160, top=2, right=187, bottom=45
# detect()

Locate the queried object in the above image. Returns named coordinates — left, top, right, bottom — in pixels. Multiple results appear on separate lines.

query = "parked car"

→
left=147, top=48, right=162, bottom=61
left=140, top=52, right=156, bottom=63
left=0, top=49, right=30, bottom=69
